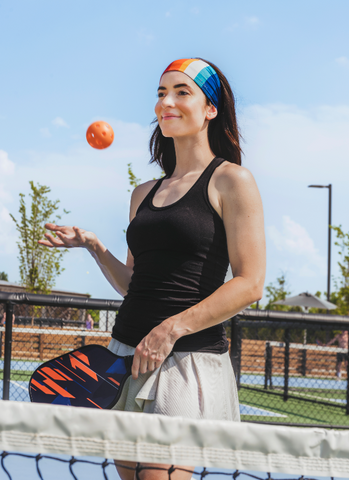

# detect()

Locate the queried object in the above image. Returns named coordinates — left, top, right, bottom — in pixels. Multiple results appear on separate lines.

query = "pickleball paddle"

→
left=29, top=344, right=133, bottom=409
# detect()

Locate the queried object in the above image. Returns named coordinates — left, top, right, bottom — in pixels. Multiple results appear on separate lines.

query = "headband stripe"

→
left=163, top=58, right=221, bottom=109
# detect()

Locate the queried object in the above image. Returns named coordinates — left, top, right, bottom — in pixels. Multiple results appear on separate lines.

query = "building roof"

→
left=0, top=280, right=90, bottom=298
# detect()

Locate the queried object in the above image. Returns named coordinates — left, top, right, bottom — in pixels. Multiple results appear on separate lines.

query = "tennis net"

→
left=0, top=400, right=348, bottom=479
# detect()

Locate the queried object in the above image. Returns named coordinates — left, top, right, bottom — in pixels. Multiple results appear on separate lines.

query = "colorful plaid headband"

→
left=162, top=59, right=221, bottom=110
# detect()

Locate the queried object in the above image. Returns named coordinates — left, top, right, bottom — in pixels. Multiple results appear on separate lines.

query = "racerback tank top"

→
left=112, top=157, right=229, bottom=353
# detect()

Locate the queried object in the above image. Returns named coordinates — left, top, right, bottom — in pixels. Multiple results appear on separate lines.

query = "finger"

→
left=73, top=227, right=84, bottom=244
left=38, top=239, right=55, bottom=247
left=147, top=358, right=156, bottom=371
left=139, top=351, right=150, bottom=375
left=131, top=352, right=141, bottom=379
left=147, top=351, right=159, bottom=372
left=43, top=233, right=67, bottom=247
left=55, top=231, right=72, bottom=242
left=44, top=223, right=62, bottom=231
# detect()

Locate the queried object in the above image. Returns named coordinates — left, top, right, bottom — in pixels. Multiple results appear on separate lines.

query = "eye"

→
left=157, top=92, right=166, bottom=98
left=178, top=90, right=189, bottom=96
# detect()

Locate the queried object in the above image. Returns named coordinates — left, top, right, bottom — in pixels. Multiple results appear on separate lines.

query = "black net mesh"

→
left=0, top=453, right=329, bottom=480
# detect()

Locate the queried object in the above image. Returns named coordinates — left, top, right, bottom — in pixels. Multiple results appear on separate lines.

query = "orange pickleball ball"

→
left=86, top=121, right=114, bottom=149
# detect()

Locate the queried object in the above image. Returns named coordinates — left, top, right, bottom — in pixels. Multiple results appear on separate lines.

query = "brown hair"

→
left=149, top=58, right=242, bottom=176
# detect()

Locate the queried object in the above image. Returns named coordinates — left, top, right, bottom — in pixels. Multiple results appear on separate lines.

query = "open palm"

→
left=38, top=223, right=96, bottom=250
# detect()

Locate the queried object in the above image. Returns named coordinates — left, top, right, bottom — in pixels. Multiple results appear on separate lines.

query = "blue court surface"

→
left=241, top=374, right=348, bottom=390
left=0, top=359, right=43, bottom=370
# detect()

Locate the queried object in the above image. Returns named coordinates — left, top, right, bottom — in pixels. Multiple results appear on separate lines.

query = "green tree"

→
left=10, top=181, right=69, bottom=294
left=264, top=273, right=293, bottom=311
left=329, top=225, right=349, bottom=315
left=127, top=163, right=141, bottom=191
left=0, top=272, right=9, bottom=281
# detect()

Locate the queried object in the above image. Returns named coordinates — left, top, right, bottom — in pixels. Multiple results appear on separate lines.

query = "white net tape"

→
left=0, top=400, right=348, bottom=478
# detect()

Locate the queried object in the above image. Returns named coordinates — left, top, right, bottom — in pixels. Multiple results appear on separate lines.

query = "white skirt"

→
left=108, top=338, right=240, bottom=422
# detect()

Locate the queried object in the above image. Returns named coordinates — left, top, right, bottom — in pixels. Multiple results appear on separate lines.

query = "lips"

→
left=162, top=114, right=180, bottom=120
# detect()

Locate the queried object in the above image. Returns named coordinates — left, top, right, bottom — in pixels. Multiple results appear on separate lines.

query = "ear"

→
left=206, top=104, right=218, bottom=121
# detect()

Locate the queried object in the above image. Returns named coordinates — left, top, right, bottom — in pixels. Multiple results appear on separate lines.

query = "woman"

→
left=40, top=58, right=266, bottom=480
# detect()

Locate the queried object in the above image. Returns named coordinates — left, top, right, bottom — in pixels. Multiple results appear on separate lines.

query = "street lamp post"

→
left=308, top=184, right=332, bottom=302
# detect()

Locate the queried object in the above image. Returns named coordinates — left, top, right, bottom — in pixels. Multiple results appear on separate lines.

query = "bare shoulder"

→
left=129, top=179, right=158, bottom=219
left=215, top=162, right=257, bottom=194
left=132, top=179, right=158, bottom=203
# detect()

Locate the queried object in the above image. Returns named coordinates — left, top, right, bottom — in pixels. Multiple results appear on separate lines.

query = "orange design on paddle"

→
left=72, top=351, right=90, bottom=365
left=87, top=398, right=102, bottom=409
left=41, top=367, right=67, bottom=381
left=31, top=379, right=55, bottom=395
left=70, top=355, right=98, bottom=381
left=108, top=377, right=120, bottom=386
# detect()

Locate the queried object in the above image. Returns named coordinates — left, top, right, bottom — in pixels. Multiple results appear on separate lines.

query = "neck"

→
left=172, top=130, right=216, bottom=177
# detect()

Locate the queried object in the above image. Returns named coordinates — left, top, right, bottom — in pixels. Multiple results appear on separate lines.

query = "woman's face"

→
left=155, top=71, right=217, bottom=139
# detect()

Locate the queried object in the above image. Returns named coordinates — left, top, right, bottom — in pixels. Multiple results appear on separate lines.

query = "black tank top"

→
left=112, top=157, right=229, bottom=353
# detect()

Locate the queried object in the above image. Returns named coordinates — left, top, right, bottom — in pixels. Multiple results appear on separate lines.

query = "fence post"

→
left=264, top=342, right=273, bottom=389
left=284, top=329, right=290, bottom=402
left=301, top=349, right=307, bottom=377
left=230, top=316, right=241, bottom=389
left=3, top=302, right=14, bottom=400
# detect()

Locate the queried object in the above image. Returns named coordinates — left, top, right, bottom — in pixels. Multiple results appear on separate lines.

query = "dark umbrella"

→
left=273, top=292, right=337, bottom=310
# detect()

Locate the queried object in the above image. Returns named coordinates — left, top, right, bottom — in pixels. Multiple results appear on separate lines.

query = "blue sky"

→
left=0, top=0, right=349, bottom=303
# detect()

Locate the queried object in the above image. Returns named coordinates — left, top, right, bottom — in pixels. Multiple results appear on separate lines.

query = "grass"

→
left=0, top=371, right=32, bottom=381
left=239, top=385, right=349, bottom=426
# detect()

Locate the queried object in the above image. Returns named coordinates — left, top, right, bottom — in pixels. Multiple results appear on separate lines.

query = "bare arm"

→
left=326, top=334, right=340, bottom=347
left=132, top=165, right=266, bottom=378
left=39, top=180, right=157, bottom=297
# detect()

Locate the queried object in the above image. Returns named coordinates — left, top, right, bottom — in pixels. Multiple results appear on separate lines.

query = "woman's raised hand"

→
left=38, top=223, right=98, bottom=251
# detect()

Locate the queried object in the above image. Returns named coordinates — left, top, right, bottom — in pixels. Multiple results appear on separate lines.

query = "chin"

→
left=160, top=127, right=182, bottom=138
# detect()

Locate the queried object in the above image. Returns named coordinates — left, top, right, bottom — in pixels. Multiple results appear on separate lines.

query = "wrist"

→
left=164, top=314, right=192, bottom=343
left=88, top=237, right=106, bottom=257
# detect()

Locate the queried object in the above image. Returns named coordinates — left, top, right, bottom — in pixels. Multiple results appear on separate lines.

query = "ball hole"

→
left=95, top=124, right=100, bottom=128
left=102, top=132, right=106, bottom=136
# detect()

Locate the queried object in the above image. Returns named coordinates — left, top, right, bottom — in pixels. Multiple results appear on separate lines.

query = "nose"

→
left=160, top=92, right=175, bottom=108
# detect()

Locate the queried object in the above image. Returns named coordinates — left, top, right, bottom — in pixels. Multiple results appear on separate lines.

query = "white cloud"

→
left=335, top=56, right=349, bottom=67
left=0, top=184, right=12, bottom=203
left=246, top=16, right=260, bottom=25
left=0, top=119, right=159, bottom=293
left=241, top=104, right=349, bottom=182
left=52, top=117, right=69, bottom=128
left=0, top=205, right=17, bottom=254
left=39, top=127, right=51, bottom=138
left=267, top=216, right=326, bottom=278
left=5, top=120, right=157, bottom=198
left=191, top=7, right=200, bottom=15
left=0, top=150, right=15, bottom=175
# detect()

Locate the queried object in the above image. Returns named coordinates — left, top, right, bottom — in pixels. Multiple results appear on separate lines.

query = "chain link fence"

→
left=0, top=292, right=121, bottom=402
left=2, top=293, right=349, bottom=428
left=230, top=310, right=349, bottom=428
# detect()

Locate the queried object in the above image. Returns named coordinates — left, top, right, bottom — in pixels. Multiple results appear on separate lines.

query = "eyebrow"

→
left=157, top=83, right=191, bottom=91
